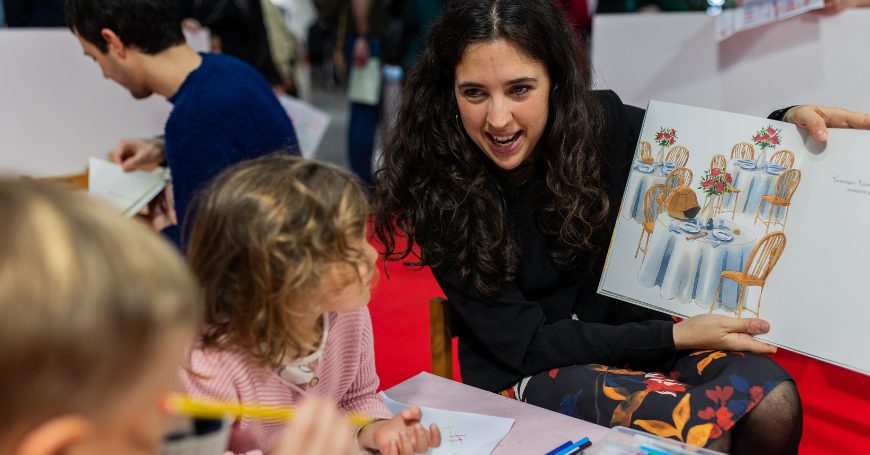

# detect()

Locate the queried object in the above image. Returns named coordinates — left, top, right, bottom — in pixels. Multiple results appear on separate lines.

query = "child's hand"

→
left=359, top=406, right=441, bottom=454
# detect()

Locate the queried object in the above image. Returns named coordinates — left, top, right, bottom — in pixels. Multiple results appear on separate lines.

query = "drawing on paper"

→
left=446, top=426, right=467, bottom=448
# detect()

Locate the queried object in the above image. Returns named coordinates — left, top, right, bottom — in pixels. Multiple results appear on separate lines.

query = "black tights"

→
left=708, top=381, right=802, bottom=454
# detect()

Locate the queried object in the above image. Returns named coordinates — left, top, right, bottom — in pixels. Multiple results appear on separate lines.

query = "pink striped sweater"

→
left=180, top=307, right=392, bottom=454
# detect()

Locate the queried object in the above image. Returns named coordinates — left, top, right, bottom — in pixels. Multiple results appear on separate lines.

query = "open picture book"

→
left=88, top=157, right=169, bottom=217
left=598, top=100, right=870, bottom=376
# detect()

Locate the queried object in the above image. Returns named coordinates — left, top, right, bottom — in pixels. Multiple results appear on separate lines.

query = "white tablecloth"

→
left=622, top=162, right=670, bottom=223
left=721, top=160, right=782, bottom=216
left=638, top=213, right=758, bottom=309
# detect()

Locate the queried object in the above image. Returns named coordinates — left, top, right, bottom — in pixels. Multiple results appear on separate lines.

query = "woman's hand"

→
left=673, top=314, right=777, bottom=354
left=783, top=105, right=870, bottom=142
left=358, top=406, right=441, bottom=455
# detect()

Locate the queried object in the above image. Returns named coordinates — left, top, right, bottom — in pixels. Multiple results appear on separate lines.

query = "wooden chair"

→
left=709, top=231, right=787, bottom=319
left=769, top=149, right=795, bottom=169
left=664, top=167, right=693, bottom=198
left=731, top=142, right=755, bottom=160
left=430, top=297, right=455, bottom=379
left=637, top=140, right=652, bottom=162
left=710, top=154, right=727, bottom=171
left=754, top=169, right=801, bottom=234
left=665, top=145, right=690, bottom=167
left=635, top=184, right=667, bottom=259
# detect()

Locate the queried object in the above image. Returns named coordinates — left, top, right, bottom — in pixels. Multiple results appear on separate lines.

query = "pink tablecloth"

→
left=385, top=372, right=610, bottom=453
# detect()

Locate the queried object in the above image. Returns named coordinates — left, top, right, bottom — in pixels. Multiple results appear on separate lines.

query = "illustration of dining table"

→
left=720, top=159, right=787, bottom=216
left=638, top=213, right=759, bottom=310
left=622, top=161, right=676, bottom=223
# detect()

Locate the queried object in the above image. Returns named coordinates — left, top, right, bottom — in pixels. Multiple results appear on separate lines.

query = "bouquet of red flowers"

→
left=654, top=127, right=677, bottom=147
left=752, top=125, right=781, bottom=150
left=698, top=167, right=734, bottom=197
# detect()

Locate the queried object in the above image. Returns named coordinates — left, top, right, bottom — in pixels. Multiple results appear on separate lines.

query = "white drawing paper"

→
left=599, top=100, right=870, bottom=376
left=378, top=392, right=514, bottom=455
left=88, top=158, right=169, bottom=217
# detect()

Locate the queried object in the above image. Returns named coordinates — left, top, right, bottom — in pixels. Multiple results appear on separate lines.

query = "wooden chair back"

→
left=731, top=142, right=755, bottom=160
left=664, top=167, right=693, bottom=196
left=773, top=169, right=801, bottom=202
left=710, top=154, right=727, bottom=171
left=743, top=232, right=787, bottom=281
left=666, top=146, right=690, bottom=167
left=769, top=149, right=795, bottom=169
left=638, top=141, right=652, bottom=161
left=429, top=297, right=454, bottom=379
left=643, top=184, right=667, bottom=225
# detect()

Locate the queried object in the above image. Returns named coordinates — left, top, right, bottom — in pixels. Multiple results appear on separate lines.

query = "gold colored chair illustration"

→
left=768, top=149, right=795, bottom=169
left=754, top=169, right=801, bottom=234
left=709, top=231, right=787, bottom=319
left=664, top=167, right=693, bottom=198
left=666, top=146, right=690, bottom=167
left=731, top=142, right=755, bottom=160
left=635, top=184, right=667, bottom=259
left=710, top=154, right=727, bottom=171
left=637, top=140, right=653, bottom=163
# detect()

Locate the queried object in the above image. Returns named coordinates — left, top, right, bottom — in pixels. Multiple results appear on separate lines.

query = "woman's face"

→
left=455, top=39, right=550, bottom=171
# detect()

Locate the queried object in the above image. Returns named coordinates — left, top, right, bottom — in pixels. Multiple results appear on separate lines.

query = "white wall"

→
left=0, top=29, right=171, bottom=177
left=592, top=10, right=870, bottom=117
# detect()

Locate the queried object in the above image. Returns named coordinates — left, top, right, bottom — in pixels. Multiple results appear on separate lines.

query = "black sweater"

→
left=431, top=90, right=676, bottom=392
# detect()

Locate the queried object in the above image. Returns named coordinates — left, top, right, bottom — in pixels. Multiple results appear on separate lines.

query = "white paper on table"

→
left=348, top=57, right=382, bottom=106
left=277, top=94, right=331, bottom=159
left=88, top=158, right=170, bottom=217
left=378, top=392, right=514, bottom=455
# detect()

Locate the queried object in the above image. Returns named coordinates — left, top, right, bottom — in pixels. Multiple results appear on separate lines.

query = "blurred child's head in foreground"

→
left=187, top=155, right=376, bottom=368
left=0, top=180, right=200, bottom=454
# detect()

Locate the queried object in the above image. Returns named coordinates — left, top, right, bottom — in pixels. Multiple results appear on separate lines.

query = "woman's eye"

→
left=463, top=88, right=483, bottom=98
left=511, top=85, right=530, bottom=96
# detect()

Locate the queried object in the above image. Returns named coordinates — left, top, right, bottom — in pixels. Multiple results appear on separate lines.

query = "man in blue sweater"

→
left=65, top=0, right=299, bottom=246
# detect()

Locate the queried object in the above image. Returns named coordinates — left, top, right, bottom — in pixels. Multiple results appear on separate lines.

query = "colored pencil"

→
left=160, top=393, right=372, bottom=427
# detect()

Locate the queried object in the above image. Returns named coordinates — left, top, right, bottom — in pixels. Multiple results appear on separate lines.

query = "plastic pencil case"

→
left=587, top=426, right=725, bottom=455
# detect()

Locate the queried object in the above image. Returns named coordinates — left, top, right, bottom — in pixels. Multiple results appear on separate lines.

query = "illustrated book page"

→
left=599, top=100, right=870, bottom=375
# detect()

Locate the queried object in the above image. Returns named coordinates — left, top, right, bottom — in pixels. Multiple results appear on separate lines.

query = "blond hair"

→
left=187, top=155, right=370, bottom=367
left=0, top=180, right=200, bottom=438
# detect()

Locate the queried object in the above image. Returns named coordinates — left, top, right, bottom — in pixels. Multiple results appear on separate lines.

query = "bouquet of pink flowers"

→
left=752, top=125, right=781, bottom=150
left=698, top=168, right=734, bottom=197
left=654, top=127, right=677, bottom=147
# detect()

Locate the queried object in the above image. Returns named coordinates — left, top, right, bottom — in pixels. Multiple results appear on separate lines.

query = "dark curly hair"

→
left=373, top=0, right=610, bottom=296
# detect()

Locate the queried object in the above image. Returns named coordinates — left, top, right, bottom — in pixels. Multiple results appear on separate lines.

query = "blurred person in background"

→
left=4, top=0, right=65, bottom=26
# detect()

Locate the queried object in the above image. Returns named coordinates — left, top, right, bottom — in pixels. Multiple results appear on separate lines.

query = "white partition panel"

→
left=592, top=10, right=870, bottom=116
left=0, top=29, right=171, bottom=177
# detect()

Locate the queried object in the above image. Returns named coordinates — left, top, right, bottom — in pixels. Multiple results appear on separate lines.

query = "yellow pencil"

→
left=161, top=393, right=372, bottom=427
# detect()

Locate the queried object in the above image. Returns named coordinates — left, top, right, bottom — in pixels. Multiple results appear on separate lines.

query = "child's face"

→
left=320, top=237, right=378, bottom=313
left=68, top=327, right=193, bottom=455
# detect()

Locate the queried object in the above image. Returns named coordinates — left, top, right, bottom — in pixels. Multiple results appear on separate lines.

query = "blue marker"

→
left=553, top=437, right=591, bottom=455
left=545, top=441, right=573, bottom=455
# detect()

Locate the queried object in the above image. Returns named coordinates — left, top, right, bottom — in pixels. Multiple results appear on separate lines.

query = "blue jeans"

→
left=344, top=36, right=382, bottom=185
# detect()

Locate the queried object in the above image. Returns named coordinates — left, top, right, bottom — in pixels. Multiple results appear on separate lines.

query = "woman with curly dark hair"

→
left=373, top=0, right=869, bottom=452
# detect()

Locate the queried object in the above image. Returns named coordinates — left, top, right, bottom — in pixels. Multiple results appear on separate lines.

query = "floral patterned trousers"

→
left=500, top=351, right=791, bottom=448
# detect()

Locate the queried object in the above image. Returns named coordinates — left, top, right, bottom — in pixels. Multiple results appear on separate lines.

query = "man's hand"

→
left=110, top=137, right=165, bottom=172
